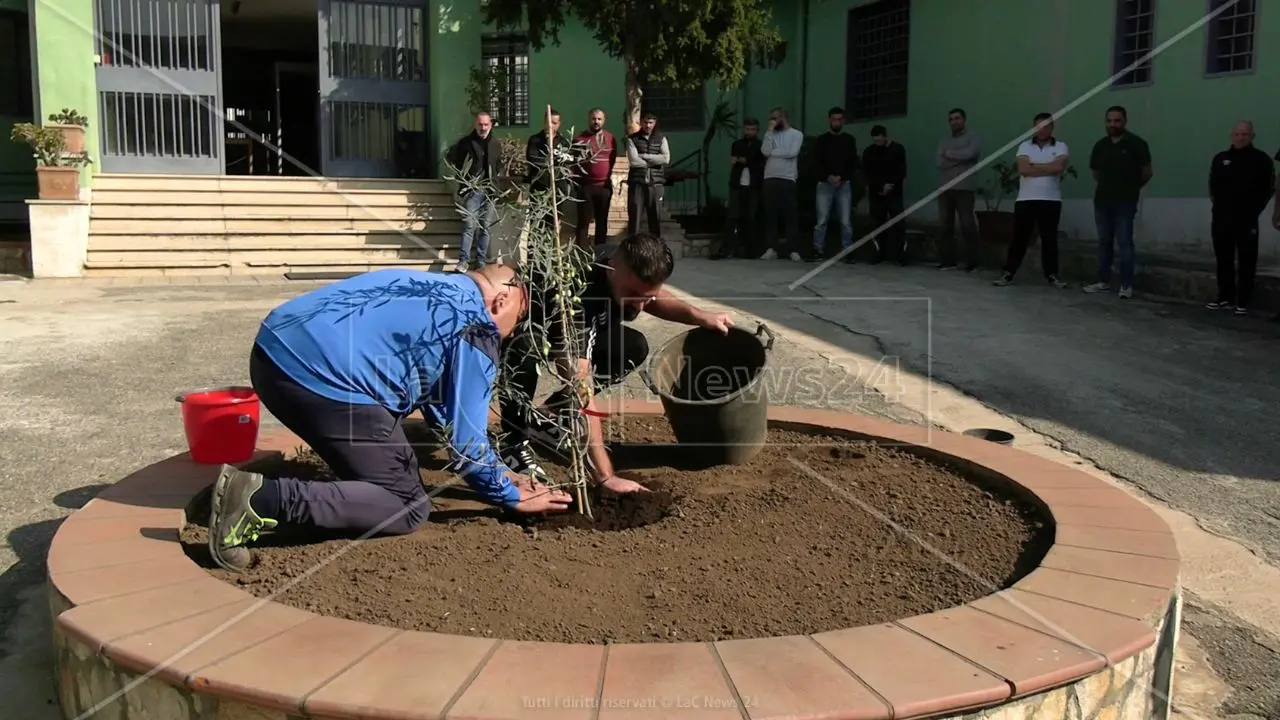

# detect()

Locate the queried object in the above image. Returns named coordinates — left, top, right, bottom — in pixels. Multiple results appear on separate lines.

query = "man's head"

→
left=545, top=108, right=562, bottom=134
left=827, top=106, right=845, bottom=133
left=947, top=108, right=966, bottom=134
left=870, top=125, right=888, bottom=146
left=1230, top=120, right=1254, bottom=149
left=1105, top=105, right=1127, bottom=137
left=470, top=262, right=529, bottom=338
left=1032, top=112, right=1054, bottom=142
left=769, top=107, right=789, bottom=130
left=606, top=232, right=674, bottom=320
left=587, top=108, right=605, bottom=132
left=641, top=113, right=658, bottom=134
left=743, top=118, right=759, bottom=140
left=474, top=112, right=493, bottom=138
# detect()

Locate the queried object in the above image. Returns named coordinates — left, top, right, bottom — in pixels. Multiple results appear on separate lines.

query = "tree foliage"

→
left=483, top=0, right=783, bottom=119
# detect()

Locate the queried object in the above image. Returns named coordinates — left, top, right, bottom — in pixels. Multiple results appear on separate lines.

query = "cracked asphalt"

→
left=1, top=258, right=1278, bottom=718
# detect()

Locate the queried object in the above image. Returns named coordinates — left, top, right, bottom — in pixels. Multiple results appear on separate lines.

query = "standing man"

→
left=994, top=113, right=1070, bottom=288
left=935, top=108, right=982, bottom=271
left=717, top=118, right=764, bottom=259
left=626, top=113, right=670, bottom=237
left=862, top=125, right=908, bottom=265
left=759, top=107, right=804, bottom=262
left=811, top=106, right=858, bottom=261
left=1082, top=106, right=1152, bottom=299
left=573, top=108, right=618, bottom=250
left=445, top=112, right=502, bottom=272
left=1206, top=121, right=1274, bottom=315
left=206, top=264, right=571, bottom=571
left=525, top=108, right=574, bottom=238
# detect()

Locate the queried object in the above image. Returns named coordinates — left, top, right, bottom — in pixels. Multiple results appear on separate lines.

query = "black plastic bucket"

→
left=963, top=428, right=1015, bottom=446
left=641, top=323, right=776, bottom=466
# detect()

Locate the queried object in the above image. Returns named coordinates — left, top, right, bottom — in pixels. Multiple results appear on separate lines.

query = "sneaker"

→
left=1118, top=285, right=1133, bottom=299
left=208, top=465, right=277, bottom=572
left=938, top=263, right=957, bottom=271
left=500, top=441, right=553, bottom=483
left=789, top=251, right=804, bottom=262
left=452, top=259, right=469, bottom=273
left=959, top=263, right=978, bottom=273
left=1082, top=282, right=1110, bottom=294
left=992, top=272, right=1014, bottom=287
left=759, top=248, right=778, bottom=260
left=1234, top=306, right=1248, bottom=316
left=1206, top=300, right=1233, bottom=310
left=1047, top=275, right=1067, bottom=288
left=526, top=407, right=579, bottom=459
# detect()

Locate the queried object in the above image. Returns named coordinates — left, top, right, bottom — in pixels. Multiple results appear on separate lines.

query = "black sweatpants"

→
left=869, top=191, right=906, bottom=262
left=721, top=185, right=760, bottom=258
left=575, top=183, right=613, bottom=247
left=627, top=183, right=663, bottom=236
left=249, top=345, right=429, bottom=536
left=1003, top=199, right=1063, bottom=278
left=1211, top=209, right=1261, bottom=307
left=761, top=178, right=800, bottom=256
left=498, top=324, right=649, bottom=447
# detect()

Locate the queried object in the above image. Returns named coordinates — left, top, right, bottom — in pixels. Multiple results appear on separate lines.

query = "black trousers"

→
left=869, top=191, right=906, bottom=262
left=1211, top=209, right=1261, bottom=306
left=761, top=178, right=800, bottom=255
left=498, top=324, right=649, bottom=447
left=249, top=345, right=428, bottom=536
left=575, top=183, right=612, bottom=247
left=1003, top=200, right=1063, bottom=278
left=721, top=185, right=760, bottom=257
left=627, top=183, right=663, bottom=236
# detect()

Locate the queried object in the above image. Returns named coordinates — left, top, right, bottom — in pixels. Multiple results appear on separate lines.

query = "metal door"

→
left=318, top=0, right=429, bottom=178
left=93, top=0, right=224, bottom=174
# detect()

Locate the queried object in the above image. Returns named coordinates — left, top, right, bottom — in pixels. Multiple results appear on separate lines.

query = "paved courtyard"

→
left=1, top=259, right=1278, bottom=719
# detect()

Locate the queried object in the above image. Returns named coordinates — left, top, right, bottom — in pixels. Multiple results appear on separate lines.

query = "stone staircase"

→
left=84, top=175, right=472, bottom=278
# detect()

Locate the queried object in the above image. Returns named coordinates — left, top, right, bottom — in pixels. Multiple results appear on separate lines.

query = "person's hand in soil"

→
left=599, top=475, right=650, bottom=494
left=509, top=475, right=574, bottom=514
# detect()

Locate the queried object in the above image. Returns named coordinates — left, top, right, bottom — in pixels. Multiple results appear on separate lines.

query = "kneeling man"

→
left=208, top=263, right=571, bottom=571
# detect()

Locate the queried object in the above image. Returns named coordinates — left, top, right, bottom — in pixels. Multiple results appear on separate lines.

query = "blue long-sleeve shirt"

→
left=254, top=268, right=520, bottom=507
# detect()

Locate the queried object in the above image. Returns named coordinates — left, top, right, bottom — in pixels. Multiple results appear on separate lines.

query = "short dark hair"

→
left=870, top=125, right=887, bottom=137
left=642, top=112, right=658, bottom=121
left=1033, top=112, right=1053, bottom=123
left=828, top=106, right=844, bottom=116
left=588, top=107, right=605, bottom=115
left=948, top=108, right=966, bottom=119
left=547, top=108, right=561, bottom=118
left=744, top=117, right=759, bottom=127
left=617, top=232, right=674, bottom=285
left=1105, top=105, right=1127, bottom=119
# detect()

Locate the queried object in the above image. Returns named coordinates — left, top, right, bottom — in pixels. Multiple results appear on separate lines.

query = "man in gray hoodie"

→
left=935, top=108, right=982, bottom=270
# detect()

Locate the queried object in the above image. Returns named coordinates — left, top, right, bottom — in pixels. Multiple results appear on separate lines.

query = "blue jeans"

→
left=459, top=190, right=498, bottom=263
left=1094, top=201, right=1138, bottom=286
left=813, top=180, right=853, bottom=253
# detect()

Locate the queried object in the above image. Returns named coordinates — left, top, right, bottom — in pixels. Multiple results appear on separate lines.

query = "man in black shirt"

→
left=1206, top=121, right=1275, bottom=316
left=525, top=108, right=575, bottom=239
left=498, top=232, right=733, bottom=491
left=861, top=125, right=908, bottom=264
left=811, top=107, right=858, bottom=260
left=717, top=118, right=764, bottom=259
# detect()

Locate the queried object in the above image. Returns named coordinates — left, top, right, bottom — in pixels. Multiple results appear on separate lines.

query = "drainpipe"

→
left=798, top=0, right=810, bottom=127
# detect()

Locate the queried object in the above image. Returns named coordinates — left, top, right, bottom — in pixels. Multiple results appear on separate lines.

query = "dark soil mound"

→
left=182, top=415, right=1051, bottom=643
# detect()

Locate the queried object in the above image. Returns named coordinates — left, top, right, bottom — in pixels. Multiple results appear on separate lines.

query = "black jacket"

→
left=445, top=131, right=502, bottom=196
left=728, top=136, right=764, bottom=188
left=862, top=141, right=907, bottom=195
left=525, top=130, right=574, bottom=193
left=1209, top=144, right=1274, bottom=215
left=815, top=131, right=858, bottom=181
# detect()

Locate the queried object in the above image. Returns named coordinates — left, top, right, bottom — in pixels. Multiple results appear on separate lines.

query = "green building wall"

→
left=29, top=0, right=99, bottom=187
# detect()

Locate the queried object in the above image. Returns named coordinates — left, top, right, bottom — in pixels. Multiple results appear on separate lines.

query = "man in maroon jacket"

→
left=573, top=108, right=618, bottom=249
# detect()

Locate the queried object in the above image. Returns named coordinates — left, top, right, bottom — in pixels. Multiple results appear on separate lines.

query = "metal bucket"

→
left=640, top=323, right=775, bottom=466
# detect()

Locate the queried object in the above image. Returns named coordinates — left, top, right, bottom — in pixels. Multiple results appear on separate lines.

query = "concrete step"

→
left=82, top=255, right=458, bottom=278
left=92, top=174, right=450, bottom=193
left=86, top=245, right=457, bottom=265
left=89, top=202, right=461, bottom=220
left=86, top=232, right=458, bottom=252
left=88, top=217, right=466, bottom=235
left=88, top=190, right=457, bottom=209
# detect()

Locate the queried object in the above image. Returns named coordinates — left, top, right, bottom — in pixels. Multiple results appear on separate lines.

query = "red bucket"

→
left=175, top=386, right=261, bottom=465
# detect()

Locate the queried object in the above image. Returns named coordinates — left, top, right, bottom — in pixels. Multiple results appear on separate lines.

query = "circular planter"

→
left=48, top=400, right=1181, bottom=720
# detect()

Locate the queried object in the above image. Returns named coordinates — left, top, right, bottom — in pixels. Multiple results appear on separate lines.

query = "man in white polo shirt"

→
left=994, top=113, right=1070, bottom=287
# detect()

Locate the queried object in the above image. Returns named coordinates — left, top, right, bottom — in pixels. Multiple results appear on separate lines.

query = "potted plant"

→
left=975, top=161, right=1078, bottom=245
left=47, top=108, right=89, bottom=155
left=10, top=122, right=93, bottom=201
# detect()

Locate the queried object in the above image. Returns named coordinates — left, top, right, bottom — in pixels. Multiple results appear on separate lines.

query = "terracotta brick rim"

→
left=49, top=400, right=1180, bottom=720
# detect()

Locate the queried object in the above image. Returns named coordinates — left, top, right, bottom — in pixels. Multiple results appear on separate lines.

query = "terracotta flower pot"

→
left=49, top=125, right=86, bottom=155
left=975, top=210, right=1016, bottom=245
left=37, top=167, right=82, bottom=200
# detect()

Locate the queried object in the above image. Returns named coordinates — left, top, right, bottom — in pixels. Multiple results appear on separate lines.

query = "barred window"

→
left=845, top=0, right=910, bottom=121
left=640, top=81, right=704, bottom=132
left=1205, top=0, right=1255, bottom=76
left=1112, top=0, right=1155, bottom=86
left=481, top=35, right=530, bottom=127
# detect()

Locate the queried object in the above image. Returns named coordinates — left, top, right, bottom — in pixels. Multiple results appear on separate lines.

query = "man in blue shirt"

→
left=207, top=263, right=571, bottom=572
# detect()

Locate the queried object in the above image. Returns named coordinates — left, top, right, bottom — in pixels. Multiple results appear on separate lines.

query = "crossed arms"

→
left=626, top=137, right=671, bottom=167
